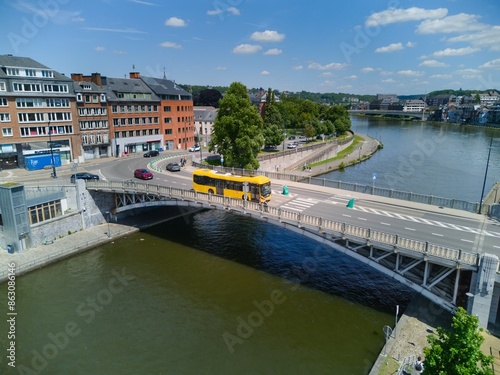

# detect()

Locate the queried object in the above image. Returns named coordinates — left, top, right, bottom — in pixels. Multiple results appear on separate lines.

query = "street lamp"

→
left=105, top=211, right=110, bottom=238
left=478, top=138, right=493, bottom=214
left=47, top=122, right=57, bottom=178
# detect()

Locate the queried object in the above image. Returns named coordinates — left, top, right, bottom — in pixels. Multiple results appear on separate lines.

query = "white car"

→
left=287, top=143, right=297, bottom=149
left=189, top=145, right=201, bottom=152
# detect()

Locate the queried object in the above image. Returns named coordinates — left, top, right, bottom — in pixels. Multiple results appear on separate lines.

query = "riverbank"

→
left=371, top=293, right=500, bottom=375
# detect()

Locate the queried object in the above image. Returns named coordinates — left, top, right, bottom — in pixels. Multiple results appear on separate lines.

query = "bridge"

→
left=85, top=179, right=499, bottom=328
left=349, top=109, right=427, bottom=120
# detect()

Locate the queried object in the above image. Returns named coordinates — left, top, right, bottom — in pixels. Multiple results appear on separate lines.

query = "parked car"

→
left=287, top=143, right=297, bottom=149
left=288, top=135, right=296, bottom=140
left=134, top=168, right=153, bottom=180
left=143, top=150, right=160, bottom=157
left=70, top=173, right=100, bottom=183
left=166, top=162, right=181, bottom=172
left=189, top=145, right=201, bottom=152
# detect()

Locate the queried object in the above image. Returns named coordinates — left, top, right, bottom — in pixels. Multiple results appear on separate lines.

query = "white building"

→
left=403, top=99, right=426, bottom=112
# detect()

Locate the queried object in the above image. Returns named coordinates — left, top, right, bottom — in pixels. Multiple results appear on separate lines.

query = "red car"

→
left=134, top=168, right=153, bottom=180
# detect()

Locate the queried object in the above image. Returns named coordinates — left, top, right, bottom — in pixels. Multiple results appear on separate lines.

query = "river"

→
left=1, top=117, right=498, bottom=374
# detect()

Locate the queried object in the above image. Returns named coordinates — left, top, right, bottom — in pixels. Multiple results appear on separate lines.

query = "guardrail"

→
left=86, top=180, right=479, bottom=267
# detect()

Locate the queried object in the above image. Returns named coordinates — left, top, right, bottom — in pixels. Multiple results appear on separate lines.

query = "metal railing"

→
left=86, top=180, right=479, bottom=267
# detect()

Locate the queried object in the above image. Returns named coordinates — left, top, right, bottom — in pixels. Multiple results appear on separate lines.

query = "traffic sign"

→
left=372, top=173, right=377, bottom=180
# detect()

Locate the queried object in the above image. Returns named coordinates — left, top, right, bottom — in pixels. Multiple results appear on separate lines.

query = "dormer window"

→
left=76, top=93, right=83, bottom=102
left=100, top=94, right=106, bottom=102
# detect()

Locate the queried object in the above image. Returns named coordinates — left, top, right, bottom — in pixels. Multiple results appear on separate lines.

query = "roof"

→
left=0, top=54, right=71, bottom=81
left=194, top=107, right=217, bottom=122
left=140, top=76, right=192, bottom=99
left=103, top=77, right=160, bottom=101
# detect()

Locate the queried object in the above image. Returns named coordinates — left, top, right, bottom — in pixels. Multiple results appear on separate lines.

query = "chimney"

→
left=91, top=73, right=102, bottom=87
left=71, top=73, right=83, bottom=82
left=129, top=72, right=140, bottom=79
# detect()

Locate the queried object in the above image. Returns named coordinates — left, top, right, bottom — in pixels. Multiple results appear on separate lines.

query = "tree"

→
left=423, top=307, right=493, bottom=375
left=210, top=82, right=264, bottom=169
left=263, top=89, right=284, bottom=147
left=196, top=88, right=223, bottom=107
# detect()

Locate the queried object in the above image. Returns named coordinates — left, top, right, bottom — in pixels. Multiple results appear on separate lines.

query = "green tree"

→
left=210, top=82, right=264, bottom=169
left=423, top=307, right=493, bottom=375
left=263, top=97, right=284, bottom=147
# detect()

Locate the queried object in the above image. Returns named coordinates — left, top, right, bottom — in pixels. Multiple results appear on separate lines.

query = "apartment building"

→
left=403, top=99, right=426, bottom=112
left=194, top=106, right=217, bottom=147
left=0, top=54, right=80, bottom=169
left=71, top=74, right=110, bottom=160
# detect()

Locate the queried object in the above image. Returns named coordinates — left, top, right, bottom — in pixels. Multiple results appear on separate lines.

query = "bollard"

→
left=282, top=186, right=289, bottom=196
left=346, top=198, right=355, bottom=208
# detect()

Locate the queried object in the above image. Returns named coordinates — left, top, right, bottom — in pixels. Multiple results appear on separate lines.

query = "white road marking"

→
left=405, top=227, right=416, bottom=231
left=432, top=233, right=444, bottom=237
left=381, top=222, right=391, bottom=226
left=461, top=239, right=473, bottom=243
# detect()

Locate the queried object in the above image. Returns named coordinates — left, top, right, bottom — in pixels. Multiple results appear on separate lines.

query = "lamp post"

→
left=478, top=137, right=493, bottom=214
left=47, top=122, right=57, bottom=178
left=105, top=211, right=110, bottom=238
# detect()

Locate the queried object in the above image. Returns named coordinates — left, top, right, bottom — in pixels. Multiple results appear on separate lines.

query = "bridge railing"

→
left=190, top=162, right=482, bottom=214
left=86, top=181, right=479, bottom=267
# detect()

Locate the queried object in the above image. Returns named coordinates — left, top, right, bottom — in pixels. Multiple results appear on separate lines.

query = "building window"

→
left=164, top=117, right=172, bottom=124
left=28, top=200, right=62, bottom=224
left=6, top=68, right=20, bottom=76
left=0, top=98, right=7, bottom=106
left=13, top=83, right=41, bottom=92
left=41, top=70, right=53, bottom=78
left=129, top=131, right=133, bottom=137
left=165, top=129, right=172, bottom=135
left=121, top=131, right=126, bottom=137
left=112, top=105, right=118, bottom=113
left=0, top=114, right=11, bottom=122
left=0, top=82, right=5, bottom=91
left=25, top=69, right=36, bottom=77
left=2, top=128, right=13, bottom=136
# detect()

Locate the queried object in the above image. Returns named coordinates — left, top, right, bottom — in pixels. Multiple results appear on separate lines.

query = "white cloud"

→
left=207, top=9, right=222, bottom=16
left=165, top=17, right=186, bottom=27
left=381, top=78, right=396, bottom=83
left=321, top=72, right=333, bottom=77
left=216, top=66, right=227, bottom=71
left=430, top=74, right=452, bottom=79
left=308, top=62, right=348, bottom=70
left=320, top=80, right=335, bottom=87
left=419, top=60, right=449, bottom=67
left=264, top=48, right=282, bottom=55
left=84, top=27, right=146, bottom=34
left=251, top=30, right=285, bottom=43
left=416, top=13, right=484, bottom=34
left=479, top=59, right=500, bottom=70
left=292, top=65, right=303, bottom=70
left=375, top=43, right=403, bottom=53
left=232, top=44, right=262, bottom=54
left=447, top=26, right=500, bottom=52
left=361, top=67, right=375, bottom=73
left=159, top=41, right=182, bottom=49
left=227, top=7, right=240, bottom=15
left=345, top=75, right=358, bottom=80
left=431, top=47, right=480, bottom=58
left=406, top=41, right=416, bottom=48
left=260, top=70, right=270, bottom=75
left=72, top=16, right=85, bottom=22
left=95, top=46, right=105, bottom=52
left=366, top=7, right=447, bottom=27
left=129, top=0, right=157, bottom=5
left=397, top=70, right=424, bottom=77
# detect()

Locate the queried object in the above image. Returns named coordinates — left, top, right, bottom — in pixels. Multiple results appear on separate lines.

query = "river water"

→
left=327, top=117, right=500, bottom=203
left=1, top=118, right=498, bottom=375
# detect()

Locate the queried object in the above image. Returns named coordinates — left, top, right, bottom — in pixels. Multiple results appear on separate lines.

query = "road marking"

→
left=381, top=222, right=391, bottom=226
left=405, top=227, right=416, bottom=231
left=461, top=239, right=473, bottom=243
left=358, top=217, right=367, bottom=221
left=432, top=233, right=444, bottom=237
left=342, top=214, right=351, bottom=218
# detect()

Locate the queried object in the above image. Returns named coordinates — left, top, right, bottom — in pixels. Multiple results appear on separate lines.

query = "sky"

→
left=1, top=0, right=499, bottom=95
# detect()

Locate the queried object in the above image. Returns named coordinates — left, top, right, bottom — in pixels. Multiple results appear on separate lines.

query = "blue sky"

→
left=1, top=0, right=499, bottom=95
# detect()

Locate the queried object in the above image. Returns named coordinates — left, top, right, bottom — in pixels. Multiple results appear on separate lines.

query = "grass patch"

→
left=306, top=135, right=364, bottom=168
left=377, top=356, right=401, bottom=375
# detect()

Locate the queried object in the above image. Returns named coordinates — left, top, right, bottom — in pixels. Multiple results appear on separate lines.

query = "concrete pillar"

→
left=469, top=253, right=499, bottom=328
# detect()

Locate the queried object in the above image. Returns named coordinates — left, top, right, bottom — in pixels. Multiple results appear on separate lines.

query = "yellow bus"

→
left=192, top=168, right=271, bottom=202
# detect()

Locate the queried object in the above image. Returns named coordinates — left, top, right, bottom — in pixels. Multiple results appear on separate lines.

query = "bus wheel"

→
left=208, top=189, right=214, bottom=195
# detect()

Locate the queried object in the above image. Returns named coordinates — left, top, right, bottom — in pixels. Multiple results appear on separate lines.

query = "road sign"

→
left=372, top=173, right=377, bottom=180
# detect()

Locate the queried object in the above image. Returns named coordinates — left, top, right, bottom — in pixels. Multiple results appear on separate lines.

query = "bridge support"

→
left=468, top=253, right=499, bottom=329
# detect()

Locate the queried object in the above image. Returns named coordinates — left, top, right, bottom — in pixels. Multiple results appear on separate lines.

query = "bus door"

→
left=249, top=184, right=259, bottom=202
left=216, top=179, right=224, bottom=195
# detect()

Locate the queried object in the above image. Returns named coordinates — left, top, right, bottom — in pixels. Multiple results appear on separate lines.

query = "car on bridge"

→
left=70, top=173, right=100, bottom=183
left=166, top=162, right=181, bottom=172
left=134, top=168, right=153, bottom=180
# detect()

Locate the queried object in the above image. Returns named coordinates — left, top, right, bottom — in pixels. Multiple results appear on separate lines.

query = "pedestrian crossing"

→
left=280, top=197, right=320, bottom=212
